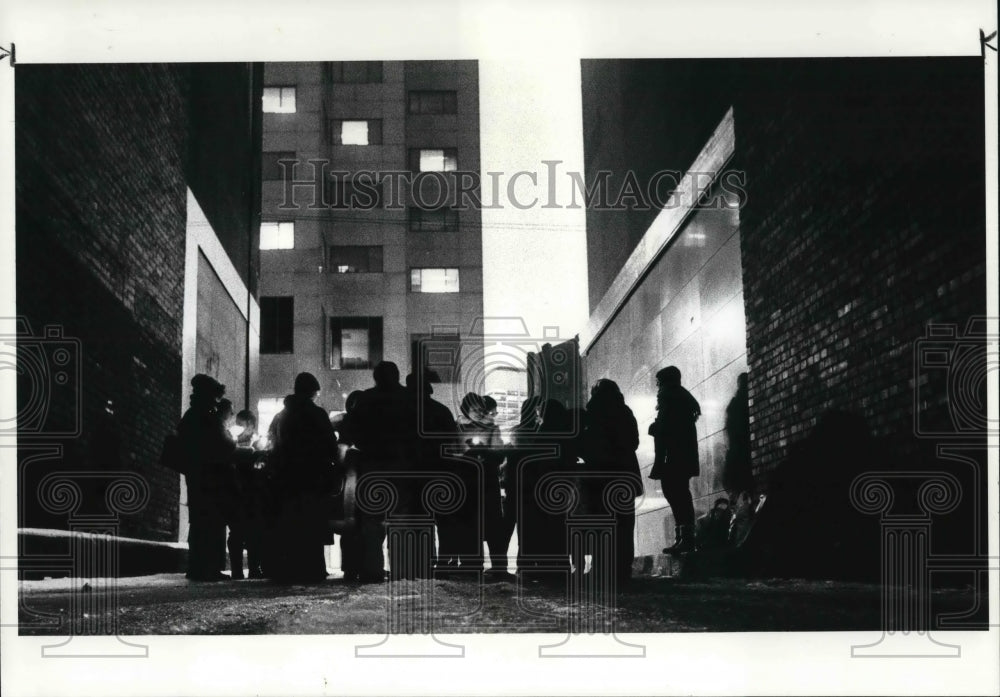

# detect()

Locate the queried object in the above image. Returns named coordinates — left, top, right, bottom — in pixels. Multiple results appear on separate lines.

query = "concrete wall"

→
left=580, top=57, right=987, bottom=564
left=584, top=196, right=746, bottom=556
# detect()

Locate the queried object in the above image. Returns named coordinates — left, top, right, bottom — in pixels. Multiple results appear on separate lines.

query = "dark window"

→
left=407, top=90, right=458, bottom=115
left=330, top=317, right=383, bottom=369
left=411, top=333, right=461, bottom=382
left=330, top=61, right=383, bottom=84
left=260, top=296, right=294, bottom=354
left=408, top=148, right=458, bottom=173
left=330, top=119, right=383, bottom=145
left=409, top=207, right=459, bottom=232
left=328, top=245, right=383, bottom=273
left=326, top=176, right=383, bottom=209
left=262, top=151, right=296, bottom=181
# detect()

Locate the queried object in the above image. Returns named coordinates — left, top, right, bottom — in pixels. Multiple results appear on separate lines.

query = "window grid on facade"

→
left=408, top=207, right=460, bottom=232
left=407, top=90, right=458, bottom=115
left=408, top=148, right=458, bottom=173
left=330, top=119, right=383, bottom=146
left=328, top=245, right=383, bottom=273
left=329, top=316, right=383, bottom=369
left=410, top=267, right=460, bottom=293
left=329, top=61, right=383, bottom=84
left=260, top=296, right=294, bottom=354
left=260, top=221, right=295, bottom=250
left=262, top=86, right=296, bottom=113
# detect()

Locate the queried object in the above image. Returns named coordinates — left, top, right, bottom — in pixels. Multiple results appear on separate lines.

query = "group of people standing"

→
left=178, top=361, right=708, bottom=589
left=329, top=362, right=645, bottom=588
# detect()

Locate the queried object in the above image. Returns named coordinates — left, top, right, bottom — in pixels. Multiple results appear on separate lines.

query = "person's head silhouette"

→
left=656, top=366, right=682, bottom=387
left=294, top=372, right=321, bottom=399
left=372, top=361, right=400, bottom=388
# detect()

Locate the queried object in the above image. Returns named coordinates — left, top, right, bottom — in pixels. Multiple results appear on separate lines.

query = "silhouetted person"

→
left=722, top=372, right=753, bottom=498
left=404, top=370, right=457, bottom=579
left=482, top=395, right=515, bottom=578
left=267, top=372, right=339, bottom=583
left=520, top=399, right=576, bottom=580
left=178, top=374, right=233, bottom=581
left=580, top=379, right=643, bottom=587
left=648, top=366, right=701, bottom=555
left=215, top=398, right=242, bottom=578
left=227, top=409, right=267, bottom=579
left=333, top=390, right=365, bottom=582
left=455, top=392, right=508, bottom=579
left=505, top=395, right=541, bottom=573
left=352, top=361, right=411, bottom=582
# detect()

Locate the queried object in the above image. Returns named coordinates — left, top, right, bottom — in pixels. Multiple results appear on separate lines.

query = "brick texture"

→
left=734, top=58, right=987, bottom=477
left=15, top=64, right=261, bottom=542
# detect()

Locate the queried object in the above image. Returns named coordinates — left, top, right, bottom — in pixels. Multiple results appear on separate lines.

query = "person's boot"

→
left=663, top=525, right=695, bottom=555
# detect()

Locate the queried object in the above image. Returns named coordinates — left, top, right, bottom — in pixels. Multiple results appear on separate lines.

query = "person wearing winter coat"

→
left=648, top=366, right=701, bottom=554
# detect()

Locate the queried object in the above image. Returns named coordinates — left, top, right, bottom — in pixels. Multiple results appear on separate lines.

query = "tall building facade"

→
left=258, top=61, right=484, bottom=421
left=579, top=58, right=987, bottom=567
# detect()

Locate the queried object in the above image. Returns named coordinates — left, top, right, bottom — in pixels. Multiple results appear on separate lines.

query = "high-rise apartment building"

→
left=258, top=61, right=484, bottom=421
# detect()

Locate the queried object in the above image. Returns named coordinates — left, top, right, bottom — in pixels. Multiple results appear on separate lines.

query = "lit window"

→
left=260, top=221, right=294, bottom=250
left=410, top=268, right=459, bottom=293
left=329, top=317, right=383, bottom=369
left=262, top=87, right=296, bottom=113
left=328, top=246, right=383, bottom=273
left=409, top=148, right=458, bottom=172
left=331, top=119, right=383, bottom=146
left=256, top=398, right=285, bottom=439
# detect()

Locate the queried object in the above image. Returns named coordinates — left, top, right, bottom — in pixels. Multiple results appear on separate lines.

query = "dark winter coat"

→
left=648, top=384, right=701, bottom=479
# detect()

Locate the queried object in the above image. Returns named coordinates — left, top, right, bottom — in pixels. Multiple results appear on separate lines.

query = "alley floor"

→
left=17, top=572, right=986, bottom=635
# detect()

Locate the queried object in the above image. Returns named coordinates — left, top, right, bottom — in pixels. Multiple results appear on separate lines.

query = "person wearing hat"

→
left=177, top=374, right=234, bottom=581
left=266, top=372, right=340, bottom=583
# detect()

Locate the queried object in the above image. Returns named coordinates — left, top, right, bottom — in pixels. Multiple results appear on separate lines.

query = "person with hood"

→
left=581, top=379, right=643, bottom=587
left=649, top=366, right=701, bottom=555
left=266, top=372, right=339, bottom=583
left=178, top=374, right=233, bottom=581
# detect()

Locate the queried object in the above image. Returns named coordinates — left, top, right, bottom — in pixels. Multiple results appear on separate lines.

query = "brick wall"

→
left=735, top=58, right=987, bottom=478
left=16, top=64, right=192, bottom=540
